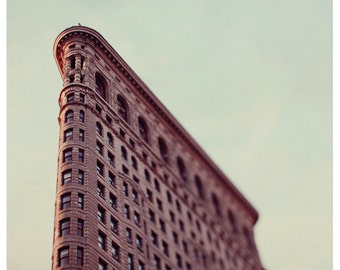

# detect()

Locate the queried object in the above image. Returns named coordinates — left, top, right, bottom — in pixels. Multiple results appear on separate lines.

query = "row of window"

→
left=62, top=147, right=84, bottom=163
left=64, top=109, right=84, bottom=124
left=60, top=192, right=84, bottom=210
left=64, top=81, right=242, bottom=230
left=64, top=128, right=85, bottom=142
left=61, top=169, right=84, bottom=185
left=94, top=143, right=251, bottom=257
left=59, top=218, right=84, bottom=237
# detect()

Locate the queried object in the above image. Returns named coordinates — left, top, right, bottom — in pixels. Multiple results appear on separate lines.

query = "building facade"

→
left=52, top=25, right=264, bottom=270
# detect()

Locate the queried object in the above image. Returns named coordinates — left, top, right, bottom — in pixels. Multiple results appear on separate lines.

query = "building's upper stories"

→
left=54, top=25, right=262, bottom=264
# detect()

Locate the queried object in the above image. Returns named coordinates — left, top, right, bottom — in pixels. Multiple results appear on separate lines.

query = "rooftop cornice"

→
left=53, top=25, right=259, bottom=224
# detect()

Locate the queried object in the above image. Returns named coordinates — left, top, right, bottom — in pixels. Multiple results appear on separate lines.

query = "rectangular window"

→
left=59, top=218, right=70, bottom=236
left=62, top=148, right=72, bottom=162
left=122, top=165, right=129, bottom=175
left=78, top=149, right=84, bottom=162
left=64, top=128, right=73, bottom=142
left=167, top=191, right=172, bottom=203
left=123, top=182, right=128, bottom=197
left=146, top=189, right=153, bottom=202
left=133, top=175, right=140, bottom=183
left=128, top=253, right=134, bottom=270
left=173, top=231, right=178, bottom=244
left=132, top=189, right=138, bottom=204
left=149, top=209, right=156, bottom=223
left=169, top=211, right=175, bottom=223
left=107, top=132, right=113, bottom=146
left=108, top=151, right=115, bottom=166
left=126, top=227, right=132, bottom=243
left=159, top=219, right=166, bottom=233
left=134, top=211, right=141, bottom=226
left=182, top=241, right=188, bottom=254
left=62, top=169, right=72, bottom=185
left=196, top=220, right=201, bottom=232
left=79, top=129, right=85, bottom=142
left=144, top=168, right=150, bottom=181
left=176, top=200, right=182, bottom=213
left=187, top=211, right=192, bottom=223
left=97, top=160, right=104, bottom=176
left=106, top=115, right=112, bottom=124
left=154, top=178, right=160, bottom=192
left=124, top=204, right=130, bottom=219
left=108, top=171, right=116, bottom=187
left=77, top=247, right=84, bottom=266
left=111, top=241, right=120, bottom=261
left=136, top=234, right=143, bottom=251
left=98, top=258, right=107, bottom=270
left=79, top=110, right=85, bottom=123
left=154, top=255, right=161, bottom=270
left=156, top=198, right=163, bottom=211
left=98, top=205, right=106, bottom=223
left=96, top=140, right=103, bottom=155
left=179, top=220, right=185, bottom=232
left=79, top=93, right=85, bottom=103
left=110, top=216, right=118, bottom=234
left=78, top=170, right=84, bottom=185
left=97, top=181, right=105, bottom=198
left=131, top=156, right=138, bottom=170
left=96, top=104, right=102, bottom=114
left=58, top=246, right=69, bottom=266
left=78, top=193, right=84, bottom=209
left=162, top=240, right=169, bottom=256
left=98, top=231, right=106, bottom=250
left=77, top=219, right=84, bottom=236
left=151, top=230, right=158, bottom=246
left=138, top=261, right=145, bottom=270
left=109, top=193, right=117, bottom=210
left=67, top=93, right=74, bottom=102
left=176, top=253, right=182, bottom=268
left=60, top=193, right=71, bottom=210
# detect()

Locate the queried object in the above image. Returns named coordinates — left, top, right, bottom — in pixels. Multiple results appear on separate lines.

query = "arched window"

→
left=96, top=122, right=103, bottom=136
left=65, top=110, right=74, bottom=123
left=158, top=138, right=168, bottom=163
left=177, top=157, right=187, bottom=181
left=95, top=73, right=107, bottom=100
left=211, top=193, right=221, bottom=216
left=117, top=95, right=129, bottom=123
left=138, top=117, right=149, bottom=143
left=195, top=176, right=204, bottom=199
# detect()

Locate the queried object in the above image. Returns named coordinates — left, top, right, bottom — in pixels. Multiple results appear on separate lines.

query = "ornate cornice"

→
left=54, top=25, right=259, bottom=224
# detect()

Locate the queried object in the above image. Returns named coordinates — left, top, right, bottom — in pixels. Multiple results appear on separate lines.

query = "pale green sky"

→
left=7, top=1, right=332, bottom=269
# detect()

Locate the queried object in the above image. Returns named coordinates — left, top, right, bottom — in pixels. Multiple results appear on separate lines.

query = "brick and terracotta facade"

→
left=51, top=25, right=264, bottom=270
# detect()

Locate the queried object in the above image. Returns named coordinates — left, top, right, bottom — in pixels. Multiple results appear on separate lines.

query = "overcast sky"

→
left=7, top=1, right=332, bottom=269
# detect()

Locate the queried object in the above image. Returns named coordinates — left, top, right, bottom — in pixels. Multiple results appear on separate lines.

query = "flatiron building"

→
left=51, top=25, right=264, bottom=270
